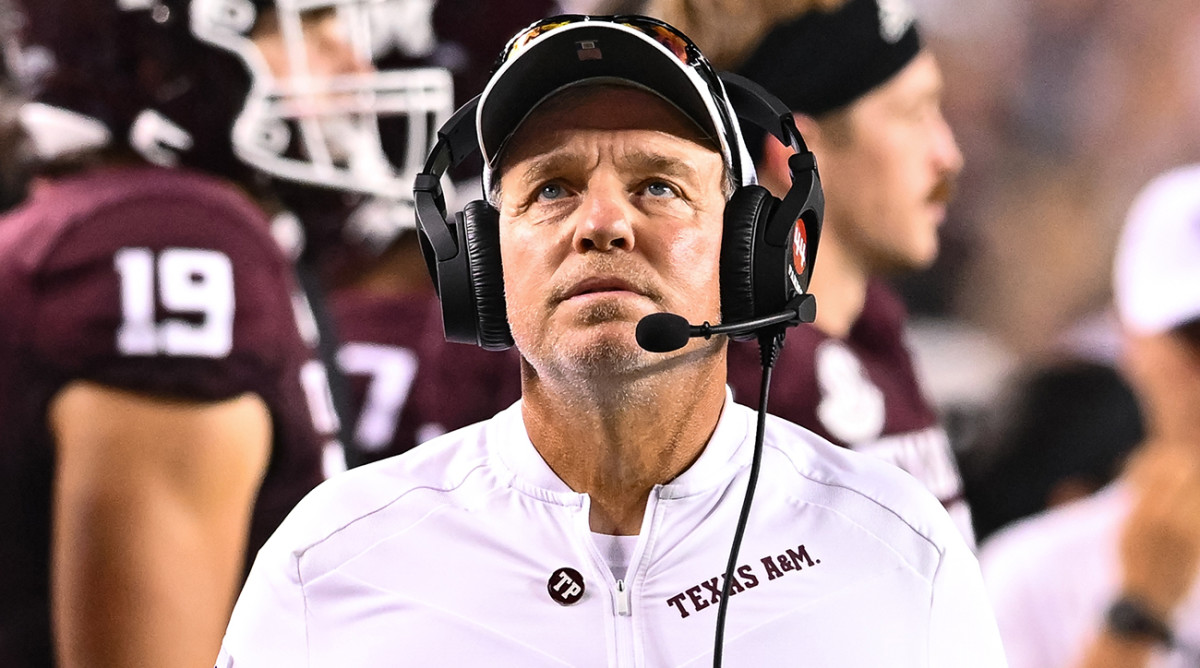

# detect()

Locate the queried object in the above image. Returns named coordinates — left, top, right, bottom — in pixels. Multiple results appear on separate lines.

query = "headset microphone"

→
left=635, top=295, right=817, bottom=353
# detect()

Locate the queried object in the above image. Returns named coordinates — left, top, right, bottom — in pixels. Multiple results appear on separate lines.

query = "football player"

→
left=318, top=0, right=555, bottom=465
left=0, top=1, right=425, bottom=665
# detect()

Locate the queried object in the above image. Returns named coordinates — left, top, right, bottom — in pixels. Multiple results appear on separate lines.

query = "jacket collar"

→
left=491, top=387, right=752, bottom=503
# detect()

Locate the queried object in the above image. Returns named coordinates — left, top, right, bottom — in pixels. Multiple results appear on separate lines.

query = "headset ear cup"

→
left=721, top=185, right=779, bottom=337
left=461, top=200, right=513, bottom=351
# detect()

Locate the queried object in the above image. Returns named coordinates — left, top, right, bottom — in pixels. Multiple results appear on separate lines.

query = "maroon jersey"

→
left=330, top=289, right=521, bottom=464
left=727, top=280, right=973, bottom=542
left=0, top=166, right=333, bottom=666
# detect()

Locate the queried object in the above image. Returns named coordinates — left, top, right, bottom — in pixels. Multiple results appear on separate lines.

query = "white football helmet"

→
left=191, top=0, right=455, bottom=202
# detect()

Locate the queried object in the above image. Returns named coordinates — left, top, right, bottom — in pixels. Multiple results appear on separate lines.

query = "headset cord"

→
left=294, top=259, right=359, bottom=469
left=712, top=328, right=785, bottom=667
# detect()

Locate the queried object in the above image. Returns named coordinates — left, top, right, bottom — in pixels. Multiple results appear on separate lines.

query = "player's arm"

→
left=217, top=489, right=313, bottom=666
left=49, top=381, right=271, bottom=668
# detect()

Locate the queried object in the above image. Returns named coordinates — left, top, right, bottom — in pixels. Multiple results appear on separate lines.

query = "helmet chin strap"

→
left=16, top=103, right=195, bottom=169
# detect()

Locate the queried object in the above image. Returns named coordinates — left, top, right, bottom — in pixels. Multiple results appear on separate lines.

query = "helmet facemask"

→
left=192, top=0, right=455, bottom=206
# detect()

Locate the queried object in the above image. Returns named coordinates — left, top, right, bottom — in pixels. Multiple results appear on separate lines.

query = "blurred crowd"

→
left=910, top=0, right=1200, bottom=353
left=902, top=0, right=1200, bottom=538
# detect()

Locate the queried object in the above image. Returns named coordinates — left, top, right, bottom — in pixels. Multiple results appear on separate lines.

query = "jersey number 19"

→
left=113, top=247, right=235, bottom=358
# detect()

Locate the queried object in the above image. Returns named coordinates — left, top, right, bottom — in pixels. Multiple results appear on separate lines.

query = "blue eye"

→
left=645, top=182, right=675, bottom=198
left=539, top=183, right=566, bottom=200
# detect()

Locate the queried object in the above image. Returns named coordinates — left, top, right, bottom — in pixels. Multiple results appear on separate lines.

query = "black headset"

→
left=413, top=71, right=823, bottom=351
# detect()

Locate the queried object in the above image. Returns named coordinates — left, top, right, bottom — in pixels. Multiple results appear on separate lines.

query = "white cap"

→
left=1113, top=164, right=1200, bottom=335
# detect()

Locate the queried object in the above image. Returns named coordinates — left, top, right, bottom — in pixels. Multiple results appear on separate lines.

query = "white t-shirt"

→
left=219, top=394, right=1006, bottom=667
left=593, top=533, right=639, bottom=582
left=980, top=482, right=1200, bottom=668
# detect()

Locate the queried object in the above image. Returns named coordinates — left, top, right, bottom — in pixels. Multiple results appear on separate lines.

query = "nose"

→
left=933, top=110, right=964, bottom=177
left=572, top=180, right=636, bottom=253
left=318, top=29, right=372, bottom=78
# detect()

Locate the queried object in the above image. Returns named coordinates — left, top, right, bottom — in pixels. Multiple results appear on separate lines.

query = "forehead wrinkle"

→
left=518, top=150, right=598, bottom=190
left=618, top=148, right=703, bottom=185
left=518, top=142, right=708, bottom=190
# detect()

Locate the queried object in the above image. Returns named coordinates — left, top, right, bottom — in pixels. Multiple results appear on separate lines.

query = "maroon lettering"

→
left=787, top=545, right=816, bottom=570
left=667, top=544, right=821, bottom=619
left=777, top=554, right=795, bottom=572
left=760, top=555, right=783, bottom=580
left=722, top=571, right=746, bottom=596
left=700, top=577, right=723, bottom=604
left=666, top=592, right=691, bottom=619
left=737, top=564, right=759, bottom=588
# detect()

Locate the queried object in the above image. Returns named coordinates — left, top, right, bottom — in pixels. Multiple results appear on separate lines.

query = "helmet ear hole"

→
left=257, top=118, right=292, bottom=156
left=195, top=0, right=262, bottom=36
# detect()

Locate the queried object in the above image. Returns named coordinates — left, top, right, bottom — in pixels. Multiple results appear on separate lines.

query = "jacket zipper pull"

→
left=616, top=579, right=631, bottom=616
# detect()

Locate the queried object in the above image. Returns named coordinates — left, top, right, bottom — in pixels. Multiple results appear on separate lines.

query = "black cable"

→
left=712, top=329, right=785, bottom=667
left=294, top=260, right=360, bottom=469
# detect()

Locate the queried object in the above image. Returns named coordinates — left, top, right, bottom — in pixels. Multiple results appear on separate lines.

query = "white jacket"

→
left=981, top=483, right=1200, bottom=668
left=219, top=395, right=1006, bottom=667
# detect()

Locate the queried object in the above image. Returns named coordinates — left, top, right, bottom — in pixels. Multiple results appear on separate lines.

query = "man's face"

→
left=495, top=85, right=728, bottom=379
left=1123, top=326, right=1200, bottom=439
left=252, top=8, right=369, bottom=81
left=816, top=50, right=963, bottom=274
left=249, top=7, right=391, bottom=170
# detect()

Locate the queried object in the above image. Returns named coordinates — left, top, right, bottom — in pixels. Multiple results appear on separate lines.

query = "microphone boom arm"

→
left=693, top=294, right=817, bottom=340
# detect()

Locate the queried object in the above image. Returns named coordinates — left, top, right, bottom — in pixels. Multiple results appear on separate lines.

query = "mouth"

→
left=559, top=276, right=646, bottom=303
left=927, top=199, right=949, bottom=223
left=929, top=179, right=955, bottom=212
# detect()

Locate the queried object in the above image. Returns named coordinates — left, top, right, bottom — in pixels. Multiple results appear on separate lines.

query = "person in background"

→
left=216, top=14, right=1004, bottom=666
left=0, top=0, right=427, bottom=664
left=979, top=165, right=1200, bottom=667
left=650, top=0, right=973, bottom=542
left=320, top=0, right=556, bottom=466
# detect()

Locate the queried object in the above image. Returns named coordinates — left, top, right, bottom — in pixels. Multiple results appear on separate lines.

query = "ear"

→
left=791, top=113, right=822, bottom=149
left=759, top=112, right=821, bottom=196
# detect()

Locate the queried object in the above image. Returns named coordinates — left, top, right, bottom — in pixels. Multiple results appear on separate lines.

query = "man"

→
left=681, top=0, right=974, bottom=542
left=980, top=165, right=1200, bottom=667
left=218, top=15, right=1004, bottom=666
left=0, top=1, right=419, bottom=665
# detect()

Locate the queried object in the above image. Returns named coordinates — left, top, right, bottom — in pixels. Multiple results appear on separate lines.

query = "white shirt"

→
left=219, top=394, right=1006, bottom=667
left=980, top=482, right=1200, bottom=668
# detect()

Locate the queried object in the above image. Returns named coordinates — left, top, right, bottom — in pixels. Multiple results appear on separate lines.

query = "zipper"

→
left=615, top=578, right=631, bottom=616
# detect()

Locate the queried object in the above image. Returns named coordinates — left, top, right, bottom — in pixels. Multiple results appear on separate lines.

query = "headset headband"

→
left=413, top=72, right=812, bottom=244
